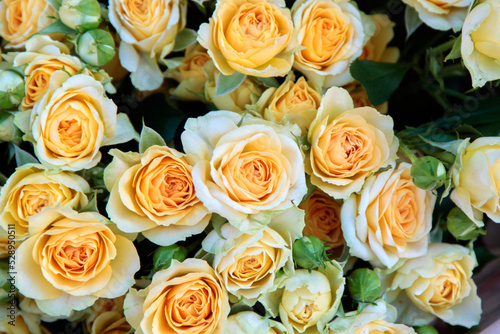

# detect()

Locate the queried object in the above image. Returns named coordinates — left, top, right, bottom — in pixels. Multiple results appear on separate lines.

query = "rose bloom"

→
left=91, top=312, right=132, bottom=334
left=462, top=0, right=500, bottom=88
left=250, top=74, right=321, bottom=135
left=307, top=87, right=398, bottom=200
left=0, top=0, right=57, bottom=48
left=124, top=258, right=230, bottom=334
left=181, top=111, right=307, bottom=233
left=16, top=208, right=140, bottom=316
left=14, top=71, right=136, bottom=171
left=342, top=163, right=436, bottom=269
left=402, top=0, right=472, bottom=32
left=198, top=0, right=296, bottom=77
left=165, top=43, right=212, bottom=101
left=109, top=0, right=187, bottom=90
left=451, top=137, right=500, bottom=226
left=359, top=14, right=399, bottom=64
left=380, top=243, right=482, bottom=328
left=202, top=206, right=304, bottom=302
left=328, top=299, right=415, bottom=334
left=225, top=312, right=287, bottom=334
left=104, top=145, right=211, bottom=246
left=291, top=0, right=367, bottom=88
left=299, top=189, right=344, bottom=249
left=0, top=164, right=90, bottom=240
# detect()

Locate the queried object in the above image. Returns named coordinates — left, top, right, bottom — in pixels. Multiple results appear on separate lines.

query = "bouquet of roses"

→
left=0, top=0, right=499, bottom=332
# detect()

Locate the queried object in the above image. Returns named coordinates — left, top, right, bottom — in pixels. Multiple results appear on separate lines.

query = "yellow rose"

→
left=91, top=312, right=132, bottom=334
left=0, top=164, right=90, bottom=240
left=343, top=83, right=388, bottom=114
left=451, top=137, right=500, bottom=226
left=402, top=0, right=472, bottom=32
left=197, top=0, right=296, bottom=77
left=291, top=0, right=367, bottom=88
left=462, top=0, right=500, bottom=88
left=380, top=243, right=481, bottom=328
left=225, top=312, right=287, bottom=334
left=14, top=71, right=137, bottom=171
left=165, top=43, right=212, bottom=101
left=359, top=14, right=399, bottom=64
left=181, top=111, right=307, bottom=233
left=202, top=207, right=304, bottom=302
left=0, top=228, right=12, bottom=258
left=0, top=0, right=58, bottom=48
left=15, top=208, right=140, bottom=317
left=124, top=258, right=230, bottom=334
left=307, top=87, right=398, bottom=200
left=299, top=189, right=344, bottom=250
left=341, top=162, right=436, bottom=269
left=104, top=145, right=211, bottom=246
left=108, top=0, right=187, bottom=90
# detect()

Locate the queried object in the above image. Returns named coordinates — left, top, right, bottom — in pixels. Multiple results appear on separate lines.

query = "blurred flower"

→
left=403, top=0, right=472, bottom=32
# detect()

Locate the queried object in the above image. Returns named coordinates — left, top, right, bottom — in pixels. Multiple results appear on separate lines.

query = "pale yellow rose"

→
left=451, top=137, right=500, bottom=226
left=91, top=311, right=132, bottom=334
left=198, top=0, right=296, bottom=77
left=18, top=295, right=88, bottom=323
left=359, top=14, right=399, bottom=64
left=328, top=299, right=415, bottom=334
left=165, top=43, right=212, bottom=101
left=307, top=87, right=398, bottom=200
left=461, top=0, right=500, bottom=88
left=343, top=83, right=388, bottom=115
left=15, top=208, right=140, bottom=317
left=202, top=206, right=304, bottom=302
left=291, top=0, right=368, bottom=88
left=380, top=243, right=482, bottom=328
left=225, top=312, right=287, bottom=334
left=0, top=227, right=13, bottom=258
left=109, top=0, right=187, bottom=90
left=14, top=71, right=137, bottom=171
left=341, top=162, right=436, bottom=269
left=299, top=189, right=344, bottom=249
left=104, top=145, right=211, bottom=246
left=0, top=164, right=90, bottom=240
left=181, top=111, right=307, bottom=233
left=124, top=258, right=230, bottom=334
left=0, top=0, right=58, bottom=48
left=403, top=0, right=472, bottom=32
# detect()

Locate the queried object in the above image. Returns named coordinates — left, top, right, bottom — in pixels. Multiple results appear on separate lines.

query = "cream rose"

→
left=16, top=208, right=140, bottom=317
left=341, top=162, right=436, bottom=269
left=299, top=189, right=344, bottom=249
left=451, top=137, right=500, bottom=226
left=359, top=14, right=399, bottom=64
left=403, top=0, right=473, bottom=32
left=225, top=312, right=287, bottom=334
left=461, top=0, right=500, bottom=88
left=0, top=164, right=90, bottom=240
left=14, top=71, right=137, bottom=171
left=202, top=206, right=304, bottom=302
left=124, top=258, right=230, bottom=334
left=0, top=0, right=58, bottom=48
left=198, top=0, right=296, bottom=77
left=328, top=299, right=415, bottom=334
left=307, top=87, right=398, bottom=200
left=104, top=145, right=211, bottom=246
left=108, top=0, right=187, bottom=90
left=291, top=0, right=369, bottom=88
left=181, top=110, right=307, bottom=232
left=380, top=243, right=482, bottom=328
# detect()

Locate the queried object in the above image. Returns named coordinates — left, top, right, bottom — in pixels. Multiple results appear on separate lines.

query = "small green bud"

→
left=76, top=29, right=115, bottom=67
left=347, top=268, right=381, bottom=303
left=0, top=70, right=25, bottom=109
left=59, top=0, right=101, bottom=31
left=153, top=244, right=188, bottom=272
left=447, top=207, right=486, bottom=240
left=416, top=326, right=439, bottom=334
left=411, top=156, right=447, bottom=190
left=292, top=236, right=329, bottom=271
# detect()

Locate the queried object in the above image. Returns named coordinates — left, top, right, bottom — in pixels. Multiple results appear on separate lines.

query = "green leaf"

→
left=139, top=124, right=166, bottom=153
left=347, top=268, right=381, bottom=303
left=350, top=60, right=412, bottom=106
left=0, top=172, right=7, bottom=186
left=418, top=137, right=467, bottom=155
left=46, top=0, right=62, bottom=9
left=74, top=0, right=101, bottom=16
left=215, top=71, right=246, bottom=97
left=447, top=207, right=486, bottom=240
left=79, top=191, right=99, bottom=213
left=34, top=20, right=76, bottom=36
left=416, top=326, right=439, bottom=334
left=405, top=6, right=422, bottom=39
left=145, top=245, right=188, bottom=279
left=253, top=76, right=280, bottom=88
left=445, top=35, right=462, bottom=62
left=173, top=29, right=197, bottom=52
left=14, top=145, right=38, bottom=166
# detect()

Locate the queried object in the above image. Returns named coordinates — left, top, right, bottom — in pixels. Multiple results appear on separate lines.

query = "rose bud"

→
left=59, top=0, right=101, bottom=31
left=293, top=235, right=330, bottom=271
left=76, top=29, right=116, bottom=67
left=411, top=156, right=447, bottom=191
left=0, top=70, right=24, bottom=109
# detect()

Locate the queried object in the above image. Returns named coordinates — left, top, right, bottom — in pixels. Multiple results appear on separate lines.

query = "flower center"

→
left=58, top=118, right=83, bottom=146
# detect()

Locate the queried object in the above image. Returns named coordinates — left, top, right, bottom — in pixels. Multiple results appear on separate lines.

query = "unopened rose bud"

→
left=76, top=29, right=116, bottom=66
left=293, top=235, right=329, bottom=271
left=0, top=70, right=25, bottom=110
left=411, top=156, right=447, bottom=190
left=347, top=268, right=381, bottom=303
left=59, top=0, right=101, bottom=31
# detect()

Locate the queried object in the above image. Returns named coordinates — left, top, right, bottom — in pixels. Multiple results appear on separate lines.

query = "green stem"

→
left=429, top=39, right=456, bottom=56
left=399, top=142, right=418, bottom=163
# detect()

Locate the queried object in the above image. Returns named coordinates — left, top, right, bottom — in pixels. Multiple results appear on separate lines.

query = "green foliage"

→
left=446, top=207, right=486, bottom=241
left=293, top=236, right=329, bottom=271
left=347, top=268, right=381, bottom=304
left=215, top=71, right=246, bottom=97
left=139, top=124, right=166, bottom=153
